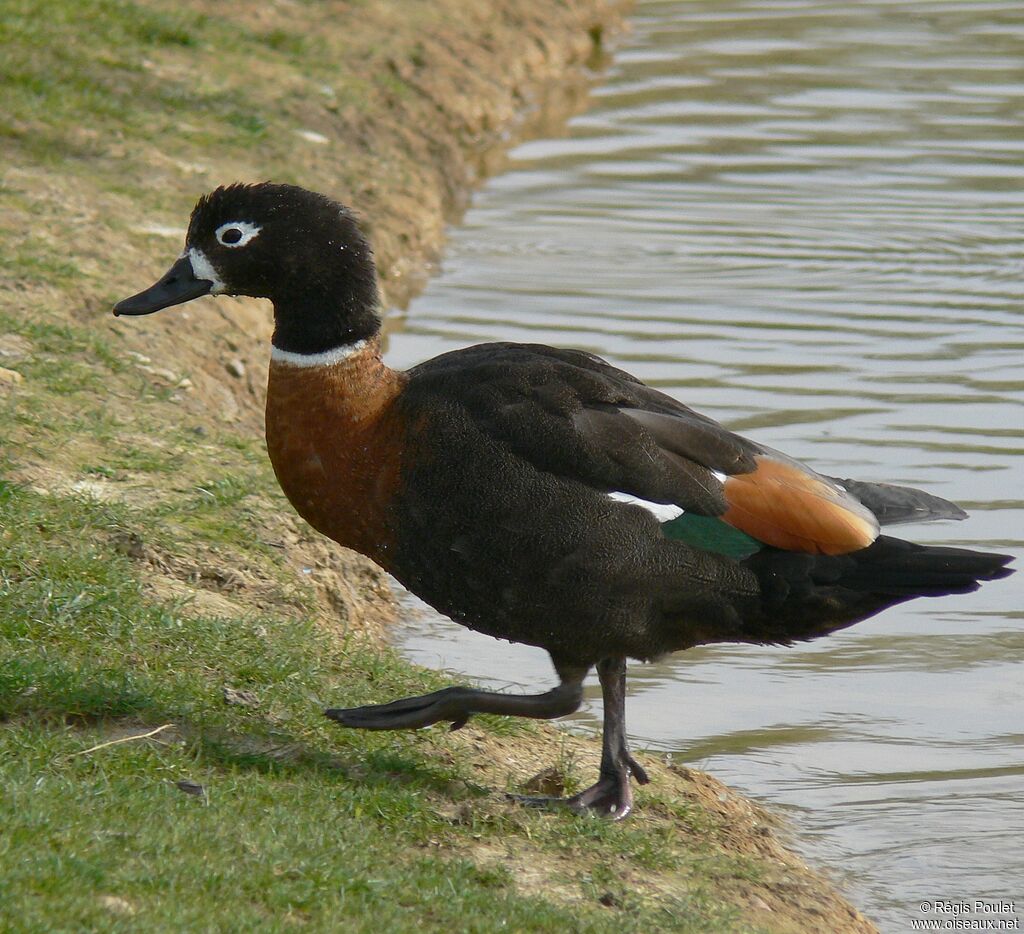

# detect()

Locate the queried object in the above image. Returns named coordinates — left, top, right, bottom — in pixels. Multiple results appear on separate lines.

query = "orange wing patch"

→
left=721, top=455, right=879, bottom=555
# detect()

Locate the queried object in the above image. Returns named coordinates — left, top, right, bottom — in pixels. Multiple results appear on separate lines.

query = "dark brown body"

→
left=266, top=340, right=763, bottom=666
left=116, top=181, right=1014, bottom=820
left=264, top=340, right=998, bottom=672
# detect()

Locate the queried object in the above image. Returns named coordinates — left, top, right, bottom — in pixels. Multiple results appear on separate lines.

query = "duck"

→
left=113, top=182, right=1014, bottom=818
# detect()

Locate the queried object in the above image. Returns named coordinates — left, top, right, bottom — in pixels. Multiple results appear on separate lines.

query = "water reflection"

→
left=387, top=1, right=1024, bottom=928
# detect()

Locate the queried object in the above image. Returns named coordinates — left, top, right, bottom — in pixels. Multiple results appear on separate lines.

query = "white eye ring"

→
left=215, top=220, right=262, bottom=248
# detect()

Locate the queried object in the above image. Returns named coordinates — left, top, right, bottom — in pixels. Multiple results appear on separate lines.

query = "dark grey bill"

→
left=113, top=255, right=213, bottom=317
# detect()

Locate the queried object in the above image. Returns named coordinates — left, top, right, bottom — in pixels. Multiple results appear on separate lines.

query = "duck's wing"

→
left=408, top=343, right=962, bottom=556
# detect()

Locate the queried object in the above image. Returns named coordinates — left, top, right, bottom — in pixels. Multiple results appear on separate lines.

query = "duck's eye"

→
left=215, top=220, right=261, bottom=248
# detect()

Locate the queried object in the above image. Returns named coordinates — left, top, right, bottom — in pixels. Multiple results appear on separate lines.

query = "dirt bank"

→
left=0, top=1, right=876, bottom=929
left=115, top=0, right=624, bottom=438
left=3, top=0, right=626, bottom=637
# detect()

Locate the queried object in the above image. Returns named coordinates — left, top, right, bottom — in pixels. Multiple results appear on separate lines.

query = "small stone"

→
left=175, top=780, right=206, bottom=797
left=113, top=531, right=147, bottom=560
left=130, top=224, right=184, bottom=239
left=0, top=334, right=32, bottom=360
left=294, top=128, right=329, bottom=145
left=225, top=359, right=245, bottom=379
left=0, top=367, right=23, bottom=386
left=133, top=362, right=178, bottom=382
left=223, top=686, right=259, bottom=708
left=173, top=159, right=208, bottom=175
left=521, top=766, right=566, bottom=797
left=98, top=895, right=136, bottom=916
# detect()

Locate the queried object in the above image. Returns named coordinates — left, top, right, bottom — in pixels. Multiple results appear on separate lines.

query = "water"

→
left=383, top=2, right=1024, bottom=929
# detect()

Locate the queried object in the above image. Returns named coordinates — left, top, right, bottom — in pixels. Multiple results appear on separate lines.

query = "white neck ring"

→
left=270, top=339, right=369, bottom=368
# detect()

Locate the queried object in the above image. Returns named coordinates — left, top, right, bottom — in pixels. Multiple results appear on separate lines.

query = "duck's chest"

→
left=265, top=353, right=408, bottom=565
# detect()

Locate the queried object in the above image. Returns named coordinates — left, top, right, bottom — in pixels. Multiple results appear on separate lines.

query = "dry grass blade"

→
left=66, top=724, right=176, bottom=759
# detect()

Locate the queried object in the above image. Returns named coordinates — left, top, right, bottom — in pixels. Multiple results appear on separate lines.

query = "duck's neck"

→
left=270, top=337, right=378, bottom=369
left=271, top=299, right=382, bottom=357
left=268, top=332, right=398, bottom=392
left=269, top=242, right=382, bottom=357
left=267, top=332, right=404, bottom=438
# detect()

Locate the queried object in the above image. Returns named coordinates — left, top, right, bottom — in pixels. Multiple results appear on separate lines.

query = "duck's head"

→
left=114, top=183, right=381, bottom=355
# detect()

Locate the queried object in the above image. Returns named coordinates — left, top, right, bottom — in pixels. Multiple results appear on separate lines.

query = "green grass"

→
left=0, top=0, right=387, bottom=182
left=2, top=729, right=580, bottom=932
left=2, top=1, right=247, bottom=144
left=0, top=480, right=757, bottom=932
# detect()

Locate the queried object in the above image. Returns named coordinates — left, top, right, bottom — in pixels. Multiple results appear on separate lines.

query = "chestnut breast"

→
left=265, top=341, right=408, bottom=566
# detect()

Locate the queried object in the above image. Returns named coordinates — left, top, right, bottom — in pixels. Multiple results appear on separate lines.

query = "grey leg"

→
left=512, top=655, right=648, bottom=819
left=326, top=663, right=587, bottom=732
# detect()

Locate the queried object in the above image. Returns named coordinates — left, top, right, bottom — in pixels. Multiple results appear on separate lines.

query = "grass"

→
left=2, top=731, right=588, bottom=931
left=0, top=480, right=757, bottom=932
left=0, top=0, right=847, bottom=930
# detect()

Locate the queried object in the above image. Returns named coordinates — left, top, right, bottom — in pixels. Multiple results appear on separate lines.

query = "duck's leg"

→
left=512, top=655, right=648, bottom=819
left=325, top=662, right=587, bottom=732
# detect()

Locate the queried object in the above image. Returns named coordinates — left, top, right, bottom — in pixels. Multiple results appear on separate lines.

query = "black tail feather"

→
left=741, top=535, right=1014, bottom=644
left=829, top=535, right=1013, bottom=596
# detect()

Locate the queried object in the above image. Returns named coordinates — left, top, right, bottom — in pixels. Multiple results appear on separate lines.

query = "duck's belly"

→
left=386, top=436, right=679, bottom=665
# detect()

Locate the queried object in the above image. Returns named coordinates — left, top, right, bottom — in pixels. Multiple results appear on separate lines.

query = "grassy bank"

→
left=0, top=1, right=875, bottom=930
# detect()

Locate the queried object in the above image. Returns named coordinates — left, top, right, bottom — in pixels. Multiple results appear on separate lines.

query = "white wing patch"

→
left=608, top=491, right=684, bottom=522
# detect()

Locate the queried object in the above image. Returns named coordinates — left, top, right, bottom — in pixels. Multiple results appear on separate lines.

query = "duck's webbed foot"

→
left=326, top=687, right=480, bottom=731
left=510, top=656, right=647, bottom=820
left=326, top=669, right=585, bottom=732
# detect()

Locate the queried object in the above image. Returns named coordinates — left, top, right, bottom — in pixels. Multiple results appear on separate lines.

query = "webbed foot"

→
left=326, top=687, right=475, bottom=731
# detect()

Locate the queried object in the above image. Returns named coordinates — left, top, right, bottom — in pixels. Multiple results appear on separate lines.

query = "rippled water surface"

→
left=385, top=2, right=1024, bottom=928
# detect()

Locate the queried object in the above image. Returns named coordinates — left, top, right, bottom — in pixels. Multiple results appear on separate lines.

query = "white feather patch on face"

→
left=607, top=491, right=684, bottom=522
left=270, top=339, right=369, bottom=368
left=186, top=247, right=226, bottom=294
left=215, top=220, right=262, bottom=248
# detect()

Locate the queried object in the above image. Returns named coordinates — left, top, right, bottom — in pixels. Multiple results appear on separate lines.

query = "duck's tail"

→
left=829, top=477, right=968, bottom=526
left=738, top=535, right=1014, bottom=644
